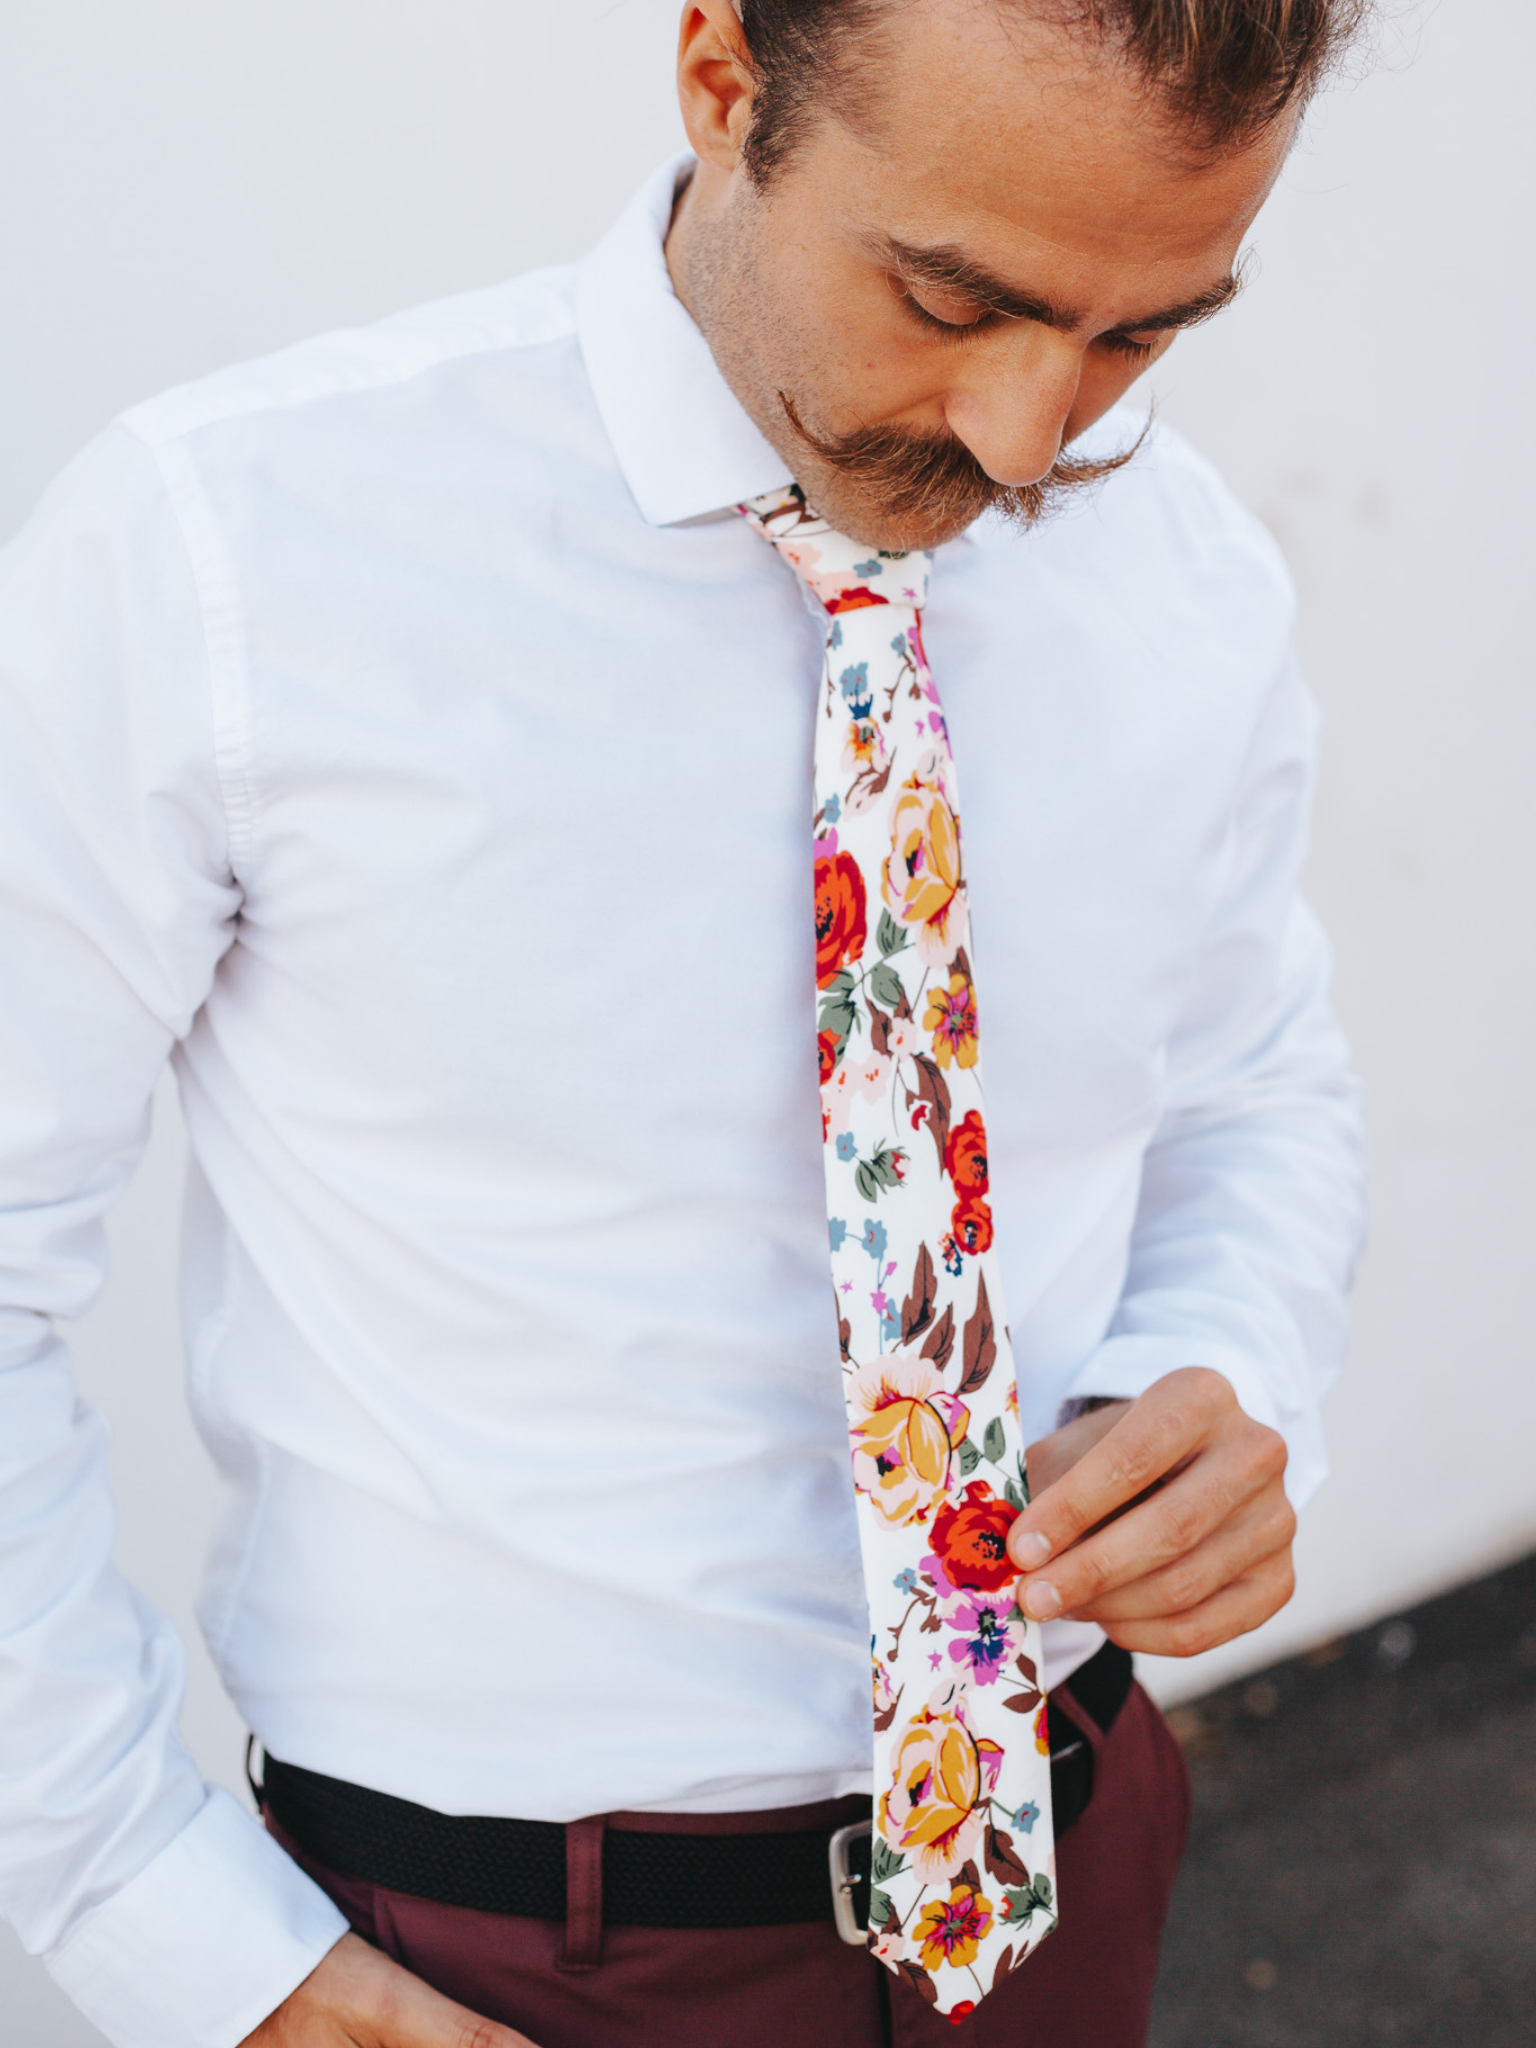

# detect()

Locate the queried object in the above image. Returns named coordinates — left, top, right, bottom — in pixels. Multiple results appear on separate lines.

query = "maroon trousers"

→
left=267, top=1681, right=1189, bottom=2047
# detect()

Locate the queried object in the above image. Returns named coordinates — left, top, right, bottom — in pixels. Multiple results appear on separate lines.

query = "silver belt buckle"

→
left=828, top=1818, right=873, bottom=1946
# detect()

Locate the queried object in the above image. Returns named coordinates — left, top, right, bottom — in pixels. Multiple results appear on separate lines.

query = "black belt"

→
left=260, top=1639, right=1132, bottom=1934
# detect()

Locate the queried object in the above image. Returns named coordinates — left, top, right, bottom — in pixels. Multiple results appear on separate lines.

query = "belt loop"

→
left=557, top=1816, right=606, bottom=1972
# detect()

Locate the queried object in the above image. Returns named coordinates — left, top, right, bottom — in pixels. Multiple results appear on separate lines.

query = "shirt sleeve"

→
left=0, top=426, right=348, bottom=2048
left=1059, top=646, right=1366, bottom=1508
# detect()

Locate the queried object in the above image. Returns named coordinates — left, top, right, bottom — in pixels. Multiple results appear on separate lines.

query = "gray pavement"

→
left=1149, top=1553, right=1536, bottom=2047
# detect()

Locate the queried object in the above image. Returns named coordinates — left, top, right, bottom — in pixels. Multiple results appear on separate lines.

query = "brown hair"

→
left=737, top=0, right=1370, bottom=183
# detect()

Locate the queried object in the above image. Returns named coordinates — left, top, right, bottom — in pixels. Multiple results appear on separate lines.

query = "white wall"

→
left=2, top=2, right=1533, bottom=2036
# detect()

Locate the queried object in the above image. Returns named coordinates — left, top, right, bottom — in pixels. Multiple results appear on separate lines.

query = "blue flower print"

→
left=835, top=1133, right=857, bottom=1162
left=828, top=618, right=844, bottom=650
left=1012, top=1800, right=1040, bottom=1835
left=878, top=1299, right=901, bottom=1345
left=890, top=631, right=912, bottom=656
left=860, top=1218, right=888, bottom=1263
left=838, top=662, right=873, bottom=720
left=822, top=793, right=842, bottom=825
left=828, top=1217, right=847, bottom=1253
left=852, top=559, right=882, bottom=579
left=893, top=1568, right=920, bottom=1595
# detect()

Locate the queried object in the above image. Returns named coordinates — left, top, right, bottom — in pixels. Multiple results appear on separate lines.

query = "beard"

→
left=778, top=390, right=1144, bottom=546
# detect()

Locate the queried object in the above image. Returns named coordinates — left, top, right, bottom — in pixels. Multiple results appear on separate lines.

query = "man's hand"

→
left=1008, top=1367, right=1296, bottom=1658
left=238, top=1933, right=538, bottom=2048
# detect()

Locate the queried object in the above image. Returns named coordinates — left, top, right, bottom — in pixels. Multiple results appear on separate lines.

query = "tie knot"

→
left=738, top=486, right=930, bottom=615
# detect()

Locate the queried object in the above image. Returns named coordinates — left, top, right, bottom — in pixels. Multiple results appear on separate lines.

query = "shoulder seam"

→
left=128, top=428, right=259, bottom=871
left=120, top=278, right=577, bottom=450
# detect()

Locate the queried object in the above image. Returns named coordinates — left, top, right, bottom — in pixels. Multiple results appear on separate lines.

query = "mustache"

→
left=778, top=391, right=1146, bottom=535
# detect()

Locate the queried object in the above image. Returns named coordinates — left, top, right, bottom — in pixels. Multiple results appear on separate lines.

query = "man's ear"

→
left=675, top=0, right=757, bottom=172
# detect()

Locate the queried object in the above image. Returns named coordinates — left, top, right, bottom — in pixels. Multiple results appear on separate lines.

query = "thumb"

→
left=290, top=1932, right=540, bottom=2048
left=363, top=1960, right=538, bottom=2048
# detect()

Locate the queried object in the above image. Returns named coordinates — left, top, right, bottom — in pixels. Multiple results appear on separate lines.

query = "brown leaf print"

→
left=900, top=1243, right=937, bottom=1344
left=911, top=1051, right=951, bottom=1170
left=958, top=1272, right=997, bottom=1394
left=920, top=1303, right=956, bottom=1374
left=902, top=1960, right=939, bottom=2006
left=984, top=1826, right=1029, bottom=1887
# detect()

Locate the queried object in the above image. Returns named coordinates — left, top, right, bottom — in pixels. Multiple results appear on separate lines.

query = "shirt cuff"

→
left=44, top=1787, right=349, bottom=2048
left=1058, top=1333, right=1284, bottom=1438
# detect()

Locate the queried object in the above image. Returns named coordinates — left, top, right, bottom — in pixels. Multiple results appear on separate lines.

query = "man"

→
left=0, top=0, right=1367, bottom=2043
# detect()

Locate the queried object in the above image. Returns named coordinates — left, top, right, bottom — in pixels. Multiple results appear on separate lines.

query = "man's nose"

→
left=943, top=337, right=1083, bottom=489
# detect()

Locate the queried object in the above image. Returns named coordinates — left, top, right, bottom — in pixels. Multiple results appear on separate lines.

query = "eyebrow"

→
left=877, top=237, right=1246, bottom=338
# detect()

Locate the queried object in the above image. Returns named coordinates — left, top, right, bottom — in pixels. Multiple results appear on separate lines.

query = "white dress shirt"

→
left=0, top=156, right=1364, bottom=2048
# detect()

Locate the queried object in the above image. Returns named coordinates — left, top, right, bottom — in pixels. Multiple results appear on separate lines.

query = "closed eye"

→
left=896, top=282, right=1000, bottom=342
left=1097, top=331, right=1162, bottom=362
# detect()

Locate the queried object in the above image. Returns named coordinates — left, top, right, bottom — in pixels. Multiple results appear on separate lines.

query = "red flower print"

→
left=944, top=1111, right=993, bottom=1255
left=815, top=850, right=867, bottom=989
left=948, top=2005, right=977, bottom=2025
left=952, top=1197, right=994, bottom=1256
left=944, top=1111, right=988, bottom=1202
left=818, top=1029, right=839, bottom=1085
left=825, top=585, right=890, bottom=614
left=929, top=1481, right=1017, bottom=1592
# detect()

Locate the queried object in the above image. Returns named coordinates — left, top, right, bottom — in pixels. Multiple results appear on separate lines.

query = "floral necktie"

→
left=737, top=487, right=1058, bottom=2016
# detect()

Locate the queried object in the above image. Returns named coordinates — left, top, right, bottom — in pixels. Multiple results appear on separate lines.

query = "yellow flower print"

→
left=882, top=773, right=968, bottom=970
left=879, top=1695, right=1005, bottom=1883
left=923, top=972, right=979, bottom=1070
left=848, top=1358, right=966, bottom=1528
left=914, top=1882, right=996, bottom=1972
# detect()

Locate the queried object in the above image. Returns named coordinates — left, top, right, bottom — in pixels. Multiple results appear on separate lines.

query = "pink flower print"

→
left=842, top=717, right=892, bottom=816
left=885, top=1015, right=921, bottom=1061
left=870, top=1923, right=907, bottom=1968
left=944, top=1588, right=1019, bottom=1687
left=928, top=1390, right=971, bottom=1443
left=823, top=1051, right=892, bottom=1135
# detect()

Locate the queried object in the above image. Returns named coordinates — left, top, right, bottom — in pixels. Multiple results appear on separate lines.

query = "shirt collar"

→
left=575, top=154, right=794, bottom=528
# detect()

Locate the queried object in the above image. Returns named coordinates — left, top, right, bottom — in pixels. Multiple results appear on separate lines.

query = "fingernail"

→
left=1022, top=1579, right=1062, bottom=1621
left=1010, top=1529, right=1052, bottom=1569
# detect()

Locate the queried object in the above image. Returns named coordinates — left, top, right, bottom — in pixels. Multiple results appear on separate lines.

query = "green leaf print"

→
left=1000, top=1873, right=1055, bottom=1928
left=876, top=910, right=910, bottom=957
left=871, top=1838, right=907, bottom=1885
left=857, top=1147, right=906, bottom=1202
left=1004, top=1478, right=1025, bottom=1511
left=957, top=1436, right=982, bottom=1476
left=818, top=991, right=858, bottom=1050
left=869, top=960, right=905, bottom=1011
left=982, top=1416, right=1008, bottom=1465
left=869, top=1145, right=905, bottom=1187
left=868, top=1887, right=893, bottom=1930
